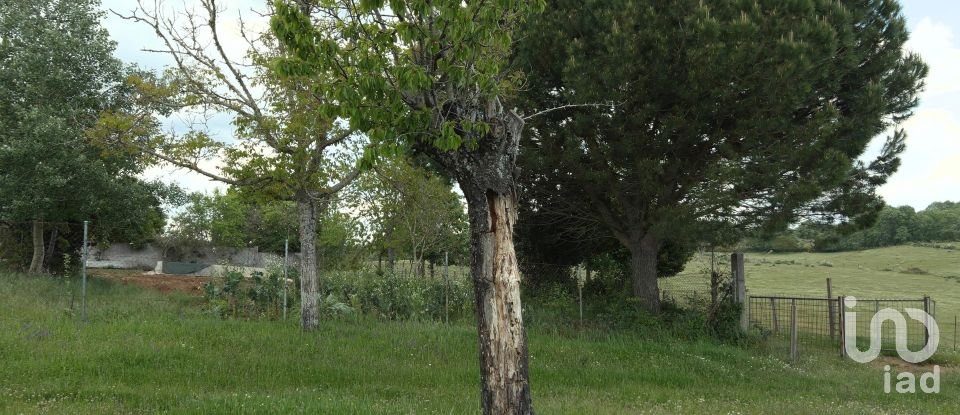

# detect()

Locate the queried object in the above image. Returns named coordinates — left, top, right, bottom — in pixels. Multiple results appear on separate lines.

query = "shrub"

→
left=202, top=268, right=290, bottom=319
left=321, top=269, right=474, bottom=322
left=900, top=267, right=929, bottom=275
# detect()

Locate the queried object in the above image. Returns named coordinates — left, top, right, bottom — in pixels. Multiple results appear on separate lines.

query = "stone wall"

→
left=87, top=243, right=301, bottom=270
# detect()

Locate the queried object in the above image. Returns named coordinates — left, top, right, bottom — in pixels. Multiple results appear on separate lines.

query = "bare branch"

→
left=522, top=103, right=618, bottom=121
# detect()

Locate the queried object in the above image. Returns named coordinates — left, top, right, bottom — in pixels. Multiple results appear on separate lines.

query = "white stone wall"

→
left=87, top=243, right=301, bottom=270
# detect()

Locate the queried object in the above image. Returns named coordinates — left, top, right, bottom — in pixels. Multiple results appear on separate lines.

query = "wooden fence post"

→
left=731, top=253, right=747, bottom=331
left=770, top=297, right=779, bottom=333
left=827, top=278, right=836, bottom=340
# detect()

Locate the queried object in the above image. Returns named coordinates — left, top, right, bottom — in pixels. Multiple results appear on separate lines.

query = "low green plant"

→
left=202, top=268, right=290, bottom=319
left=321, top=269, right=474, bottom=322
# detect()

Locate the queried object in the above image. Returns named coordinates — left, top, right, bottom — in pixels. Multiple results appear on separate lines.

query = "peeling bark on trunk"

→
left=297, top=195, right=320, bottom=331
left=28, top=220, right=45, bottom=274
left=425, top=105, right=532, bottom=415
left=464, top=188, right=532, bottom=415
left=629, top=233, right=661, bottom=313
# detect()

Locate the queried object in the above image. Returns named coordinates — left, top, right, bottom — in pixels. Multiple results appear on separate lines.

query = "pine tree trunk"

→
left=297, top=195, right=320, bottom=330
left=629, top=233, right=660, bottom=313
left=28, top=220, right=45, bottom=274
left=466, top=189, right=533, bottom=415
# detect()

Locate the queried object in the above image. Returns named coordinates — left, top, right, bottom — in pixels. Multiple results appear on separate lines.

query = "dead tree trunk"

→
left=429, top=106, right=533, bottom=415
left=28, top=220, right=45, bottom=274
left=628, top=233, right=660, bottom=313
left=297, top=194, right=321, bottom=331
left=462, top=187, right=532, bottom=414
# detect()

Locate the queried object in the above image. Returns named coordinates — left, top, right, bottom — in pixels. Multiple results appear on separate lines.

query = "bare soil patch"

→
left=870, top=355, right=956, bottom=373
left=88, top=269, right=215, bottom=296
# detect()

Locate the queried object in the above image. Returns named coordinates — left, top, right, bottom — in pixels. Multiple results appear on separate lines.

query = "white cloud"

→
left=907, top=18, right=960, bottom=98
left=879, top=108, right=960, bottom=209
left=141, top=160, right=228, bottom=195
left=870, top=17, right=960, bottom=210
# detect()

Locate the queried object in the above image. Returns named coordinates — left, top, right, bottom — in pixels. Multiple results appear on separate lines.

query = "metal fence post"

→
left=790, top=299, right=798, bottom=363
left=923, top=296, right=931, bottom=349
left=81, top=221, right=88, bottom=322
left=283, top=239, right=288, bottom=321
left=578, top=273, right=584, bottom=324
left=839, top=296, right=846, bottom=358
left=444, top=251, right=449, bottom=325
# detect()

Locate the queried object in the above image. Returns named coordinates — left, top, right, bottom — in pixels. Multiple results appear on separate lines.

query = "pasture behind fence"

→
left=660, top=248, right=734, bottom=311
left=749, top=295, right=935, bottom=352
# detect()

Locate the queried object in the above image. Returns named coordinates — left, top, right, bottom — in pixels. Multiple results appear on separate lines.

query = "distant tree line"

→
left=741, top=201, right=960, bottom=252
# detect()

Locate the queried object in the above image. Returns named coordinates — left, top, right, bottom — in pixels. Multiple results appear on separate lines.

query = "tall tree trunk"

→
left=425, top=104, right=533, bottom=413
left=43, top=227, right=58, bottom=271
left=28, top=220, right=45, bottom=274
left=297, top=195, right=321, bottom=331
left=629, top=233, right=660, bottom=313
left=464, top=188, right=533, bottom=415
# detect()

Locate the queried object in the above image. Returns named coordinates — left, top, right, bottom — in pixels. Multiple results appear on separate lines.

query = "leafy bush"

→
left=202, top=268, right=291, bottom=319
left=321, top=269, right=474, bottom=322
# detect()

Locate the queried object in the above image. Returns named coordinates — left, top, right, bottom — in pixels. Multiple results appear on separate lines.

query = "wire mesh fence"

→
left=660, top=250, right=734, bottom=311
left=749, top=295, right=935, bottom=351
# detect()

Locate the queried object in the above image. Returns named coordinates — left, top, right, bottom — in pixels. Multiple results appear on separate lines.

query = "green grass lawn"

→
left=1, top=272, right=958, bottom=414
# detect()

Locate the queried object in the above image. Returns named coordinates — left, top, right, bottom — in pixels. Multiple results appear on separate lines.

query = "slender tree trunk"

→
left=387, top=247, right=395, bottom=272
left=28, top=220, right=45, bottom=274
left=43, top=227, right=58, bottom=271
left=297, top=195, right=321, bottom=330
left=628, top=233, right=660, bottom=313
left=464, top=188, right=533, bottom=414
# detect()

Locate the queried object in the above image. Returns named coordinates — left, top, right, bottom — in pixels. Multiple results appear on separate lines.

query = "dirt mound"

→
left=89, top=269, right=214, bottom=296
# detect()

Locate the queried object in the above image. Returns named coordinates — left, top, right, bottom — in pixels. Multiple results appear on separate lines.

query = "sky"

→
left=100, top=1, right=960, bottom=211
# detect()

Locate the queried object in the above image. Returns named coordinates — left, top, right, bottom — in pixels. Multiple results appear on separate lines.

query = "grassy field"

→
left=1, top=272, right=958, bottom=414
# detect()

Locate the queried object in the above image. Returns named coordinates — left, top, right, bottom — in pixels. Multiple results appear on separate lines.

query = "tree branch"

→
left=522, top=103, right=617, bottom=121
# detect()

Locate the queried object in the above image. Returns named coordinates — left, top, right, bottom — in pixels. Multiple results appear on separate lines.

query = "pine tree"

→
left=514, top=0, right=927, bottom=312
